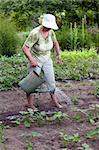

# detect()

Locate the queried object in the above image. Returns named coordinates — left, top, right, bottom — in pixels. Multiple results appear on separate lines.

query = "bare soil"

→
left=0, top=80, right=99, bottom=150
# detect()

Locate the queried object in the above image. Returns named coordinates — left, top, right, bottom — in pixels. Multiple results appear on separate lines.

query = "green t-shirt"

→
left=23, top=25, right=57, bottom=65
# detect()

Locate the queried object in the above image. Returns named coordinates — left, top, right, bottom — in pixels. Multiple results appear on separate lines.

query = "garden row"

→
left=0, top=49, right=99, bottom=91
left=0, top=104, right=99, bottom=149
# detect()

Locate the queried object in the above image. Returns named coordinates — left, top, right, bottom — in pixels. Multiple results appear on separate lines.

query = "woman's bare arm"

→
left=22, top=45, right=38, bottom=67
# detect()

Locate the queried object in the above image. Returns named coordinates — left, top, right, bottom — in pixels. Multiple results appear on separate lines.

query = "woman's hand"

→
left=30, top=59, right=38, bottom=67
left=53, top=41, right=62, bottom=64
left=57, top=55, right=62, bottom=64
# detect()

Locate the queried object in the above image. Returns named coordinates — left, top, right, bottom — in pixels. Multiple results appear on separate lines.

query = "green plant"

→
left=94, top=81, right=99, bottom=98
left=85, top=128, right=99, bottom=139
left=0, top=0, right=99, bottom=31
left=23, top=117, right=33, bottom=128
left=0, top=50, right=98, bottom=90
left=74, top=22, right=78, bottom=51
left=81, top=18, right=85, bottom=49
left=32, top=131, right=42, bottom=138
left=54, top=49, right=99, bottom=80
left=56, top=25, right=70, bottom=51
left=87, top=104, right=99, bottom=125
left=46, top=111, right=69, bottom=123
left=0, top=125, right=4, bottom=143
left=88, top=112, right=99, bottom=125
left=60, top=132, right=81, bottom=146
left=86, top=10, right=95, bottom=26
left=70, top=23, right=73, bottom=51
left=10, top=11, right=33, bottom=31
left=33, top=112, right=46, bottom=126
left=72, top=113, right=82, bottom=123
left=92, top=33, right=99, bottom=50
left=79, top=143, right=93, bottom=150
left=71, top=96, right=79, bottom=105
left=14, top=118, right=21, bottom=125
left=27, top=143, right=33, bottom=150
left=0, top=53, right=27, bottom=91
left=16, top=110, right=46, bottom=127
left=0, top=16, right=20, bottom=56
left=14, top=109, right=35, bottom=128
left=56, top=22, right=94, bottom=51
left=21, top=131, right=41, bottom=150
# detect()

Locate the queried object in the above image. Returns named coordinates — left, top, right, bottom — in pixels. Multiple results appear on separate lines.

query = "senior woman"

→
left=22, top=14, right=62, bottom=110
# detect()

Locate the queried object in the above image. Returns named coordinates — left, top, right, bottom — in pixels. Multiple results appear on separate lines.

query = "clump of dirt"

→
left=0, top=80, right=99, bottom=150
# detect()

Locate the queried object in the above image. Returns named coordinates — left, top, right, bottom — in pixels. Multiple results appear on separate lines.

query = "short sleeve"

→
left=51, top=30, right=57, bottom=42
left=23, top=30, right=38, bottom=49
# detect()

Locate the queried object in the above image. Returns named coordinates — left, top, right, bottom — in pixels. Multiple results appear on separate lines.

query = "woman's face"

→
left=43, top=26, right=51, bottom=31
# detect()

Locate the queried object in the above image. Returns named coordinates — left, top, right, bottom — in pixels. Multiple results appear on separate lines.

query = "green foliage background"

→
left=0, top=0, right=98, bottom=31
left=0, top=49, right=99, bottom=90
left=0, top=0, right=99, bottom=90
left=53, top=49, right=99, bottom=80
left=56, top=24, right=95, bottom=51
left=0, top=16, right=20, bottom=56
left=0, top=0, right=98, bottom=54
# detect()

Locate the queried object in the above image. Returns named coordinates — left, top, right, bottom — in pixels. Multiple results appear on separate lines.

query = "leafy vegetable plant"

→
left=60, top=132, right=81, bottom=146
left=46, top=111, right=69, bottom=123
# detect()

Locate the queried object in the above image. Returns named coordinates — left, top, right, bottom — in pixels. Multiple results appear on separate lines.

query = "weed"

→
left=0, top=125, right=4, bottom=143
left=94, top=81, right=99, bottom=98
left=46, top=111, right=69, bottom=123
left=27, top=143, right=33, bottom=150
left=14, top=118, right=21, bottom=125
left=71, top=96, right=79, bottom=105
left=88, top=112, right=99, bottom=125
left=72, top=113, right=82, bottom=123
left=85, top=128, right=99, bottom=139
left=87, top=104, right=99, bottom=125
left=33, top=112, right=46, bottom=127
left=74, top=22, right=78, bottom=51
left=20, top=109, right=35, bottom=128
left=32, top=131, right=42, bottom=138
left=13, top=109, right=35, bottom=128
left=60, top=132, right=81, bottom=146
left=78, top=143, right=93, bottom=150
left=14, top=110, right=69, bottom=127
left=13, top=110, right=34, bottom=127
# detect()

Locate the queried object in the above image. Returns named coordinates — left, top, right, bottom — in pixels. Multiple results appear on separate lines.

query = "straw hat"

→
left=42, top=14, right=58, bottom=30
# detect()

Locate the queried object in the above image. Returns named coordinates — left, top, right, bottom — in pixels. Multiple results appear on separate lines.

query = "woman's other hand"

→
left=53, top=41, right=62, bottom=64
left=57, top=55, right=62, bottom=64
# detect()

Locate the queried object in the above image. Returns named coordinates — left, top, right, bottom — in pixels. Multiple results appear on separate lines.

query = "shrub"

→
left=56, top=25, right=70, bottom=51
left=56, top=23, right=95, bottom=51
left=0, top=53, right=27, bottom=91
left=10, top=11, right=33, bottom=31
left=0, top=16, right=20, bottom=57
left=53, top=49, right=99, bottom=80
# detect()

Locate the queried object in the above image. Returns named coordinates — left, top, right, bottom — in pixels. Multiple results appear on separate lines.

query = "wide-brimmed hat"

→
left=42, top=14, right=58, bottom=30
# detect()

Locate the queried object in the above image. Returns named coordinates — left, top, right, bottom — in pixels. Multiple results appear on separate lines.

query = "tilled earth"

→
left=0, top=80, right=99, bottom=150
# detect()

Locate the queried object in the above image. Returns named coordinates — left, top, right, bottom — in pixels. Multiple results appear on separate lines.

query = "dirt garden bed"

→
left=0, top=80, right=99, bottom=150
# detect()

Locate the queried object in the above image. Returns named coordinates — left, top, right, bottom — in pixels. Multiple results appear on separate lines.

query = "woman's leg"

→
left=42, top=59, right=62, bottom=108
left=25, top=65, right=38, bottom=111
left=50, top=92, right=63, bottom=108
left=26, top=94, right=38, bottom=111
left=27, top=94, right=33, bottom=106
